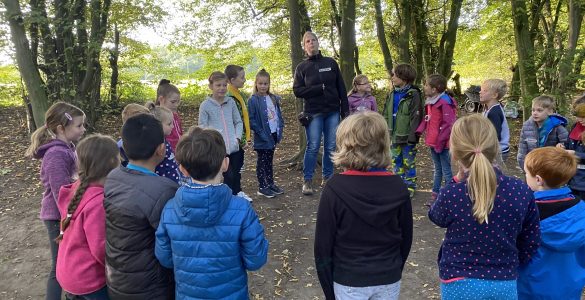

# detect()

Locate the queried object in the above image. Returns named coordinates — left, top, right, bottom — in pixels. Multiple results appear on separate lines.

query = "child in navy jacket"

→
left=429, top=114, right=540, bottom=300
left=518, top=147, right=585, bottom=300
left=248, top=69, right=285, bottom=198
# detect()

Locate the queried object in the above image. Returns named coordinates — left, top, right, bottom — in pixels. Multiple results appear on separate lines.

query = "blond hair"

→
left=145, top=102, right=172, bottom=122
left=26, top=102, right=85, bottom=158
left=532, top=95, right=555, bottom=110
left=348, top=74, right=369, bottom=95
left=121, top=103, right=150, bottom=123
left=450, top=114, right=500, bottom=224
left=482, top=79, right=508, bottom=100
left=525, top=147, right=577, bottom=188
left=332, top=111, right=391, bottom=171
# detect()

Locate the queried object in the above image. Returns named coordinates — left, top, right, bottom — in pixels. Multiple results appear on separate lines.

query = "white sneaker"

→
left=237, top=191, right=253, bottom=202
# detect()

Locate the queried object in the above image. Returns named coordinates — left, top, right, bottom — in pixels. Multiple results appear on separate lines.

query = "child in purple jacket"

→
left=347, top=75, right=377, bottom=114
left=25, top=102, right=86, bottom=300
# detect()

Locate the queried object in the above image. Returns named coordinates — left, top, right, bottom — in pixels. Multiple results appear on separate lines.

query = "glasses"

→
left=356, top=82, right=370, bottom=85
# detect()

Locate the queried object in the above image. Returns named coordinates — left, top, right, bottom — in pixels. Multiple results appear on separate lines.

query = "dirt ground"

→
left=0, top=100, right=526, bottom=299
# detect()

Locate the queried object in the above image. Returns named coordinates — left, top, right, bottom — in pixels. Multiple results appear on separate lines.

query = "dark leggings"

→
left=256, top=148, right=275, bottom=189
left=44, top=220, right=62, bottom=300
left=224, top=146, right=244, bottom=195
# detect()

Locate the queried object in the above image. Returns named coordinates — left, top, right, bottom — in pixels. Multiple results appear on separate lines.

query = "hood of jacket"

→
left=57, top=181, right=104, bottom=219
left=328, top=173, right=409, bottom=227
left=540, top=200, right=585, bottom=252
left=546, top=113, right=568, bottom=127
left=35, top=139, right=73, bottom=159
left=173, top=183, right=233, bottom=226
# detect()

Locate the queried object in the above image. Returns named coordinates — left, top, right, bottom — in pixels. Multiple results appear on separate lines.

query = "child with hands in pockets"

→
left=248, top=69, right=285, bottom=198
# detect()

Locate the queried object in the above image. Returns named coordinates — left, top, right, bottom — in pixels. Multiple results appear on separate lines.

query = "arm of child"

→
left=428, top=188, right=452, bottom=228
left=516, top=194, right=540, bottom=266
left=293, top=65, right=324, bottom=99
left=486, top=109, right=503, bottom=142
left=155, top=211, right=173, bottom=269
left=83, top=199, right=107, bottom=267
left=148, top=187, right=177, bottom=230
left=370, top=96, right=378, bottom=112
left=557, top=124, right=569, bottom=144
left=517, top=127, right=528, bottom=170
left=399, top=198, right=413, bottom=270
left=46, top=151, right=74, bottom=204
left=247, top=97, right=260, bottom=134
left=407, top=91, right=423, bottom=144
left=240, top=204, right=268, bottom=271
left=435, top=103, right=456, bottom=153
left=198, top=102, right=209, bottom=127
left=314, top=189, right=337, bottom=300
left=232, top=101, right=243, bottom=142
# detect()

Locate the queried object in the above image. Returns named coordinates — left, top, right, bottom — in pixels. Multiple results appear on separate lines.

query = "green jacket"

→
left=382, top=87, right=423, bottom=145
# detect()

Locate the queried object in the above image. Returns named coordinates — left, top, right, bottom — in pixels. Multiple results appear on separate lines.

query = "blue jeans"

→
left=430, top=148, right=453, bottom=194
left=44, top=220, right=62, bottom=300
left=304, top=111, right=339, bottom=180
left=333, top=281, right=400, bottom=300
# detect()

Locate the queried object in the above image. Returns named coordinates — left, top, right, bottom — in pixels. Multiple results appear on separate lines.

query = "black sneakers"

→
left=257, top=187, right=276, bottom=198
left=270, top=184, right=284, bottom=195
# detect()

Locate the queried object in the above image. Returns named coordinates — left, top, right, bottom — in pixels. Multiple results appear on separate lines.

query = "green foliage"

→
left=0, top=65, right=23, bottom=107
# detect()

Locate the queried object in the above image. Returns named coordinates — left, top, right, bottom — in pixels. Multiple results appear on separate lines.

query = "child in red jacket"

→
left=55, top=134, right=120, bottom=299
left=416, top=74, right=457, bottom=205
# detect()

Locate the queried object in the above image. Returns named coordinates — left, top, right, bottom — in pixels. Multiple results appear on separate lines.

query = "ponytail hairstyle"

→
left=224, top=65, right=244, bottom=83
left=348, top=74, right=369, bottom=95
left=55, top=134, right=119, bottom=243
left=145, top=101, right=173, bottom=123
left=26, top=102, right=85, bottom=158
left=253, top=69, right=271, bottom=94
left=449, top=114, right=500, bottom=224
left=156, top=79, right=180, bottom=105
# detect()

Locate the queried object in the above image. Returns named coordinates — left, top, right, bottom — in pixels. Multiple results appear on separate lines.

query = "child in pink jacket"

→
left=347, top=75, right=377, bottom=114
left=55, top=135, right=120, bottom=299
left=416, top=74, right=457, bottom=205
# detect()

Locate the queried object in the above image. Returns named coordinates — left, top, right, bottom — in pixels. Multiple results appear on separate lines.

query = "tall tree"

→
left=373, top=0, right=393, bottom=78
left=284, top=0, right=312, bottom=168
left=338, top=0, right=356, bottom=90
left=3, top=0, right=49, bottom=127
left=511, top=0, right=540, bottom=119
left=397, top=0, right=412, bottom=63
left=437, top=0, right=463, bottom=77
left=557, top=0, right=584, bottom=96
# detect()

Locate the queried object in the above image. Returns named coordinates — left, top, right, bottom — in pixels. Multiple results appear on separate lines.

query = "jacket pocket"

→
left=394, top=100, right=411, bottom=137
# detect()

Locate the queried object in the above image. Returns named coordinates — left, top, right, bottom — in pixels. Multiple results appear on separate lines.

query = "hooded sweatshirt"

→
left=35, top=139, right=77, bottom=221
left=198, top=96, right=243, bottom=155
left=155, top=183, right=269, bottom=299
left=314, top=170, right=413, bottom=300
left=56, top=181, right=107, bottom=295
left=518, top=187, right=585, bottom=300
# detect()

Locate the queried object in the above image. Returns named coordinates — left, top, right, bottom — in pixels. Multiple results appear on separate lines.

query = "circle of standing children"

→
left=27, top=33, right=585, bottom=299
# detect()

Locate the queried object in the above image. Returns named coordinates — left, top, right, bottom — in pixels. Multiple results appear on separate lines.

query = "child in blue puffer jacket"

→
left=518, top=147, right=585, bottom=300
left=155, top=126, right=269, bottom=300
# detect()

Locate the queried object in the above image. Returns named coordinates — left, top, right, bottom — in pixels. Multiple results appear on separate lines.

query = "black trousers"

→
left=224, top=146, right=244, bottom=195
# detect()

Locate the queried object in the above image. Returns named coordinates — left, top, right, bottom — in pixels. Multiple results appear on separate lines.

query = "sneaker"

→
left=269, top=184, right=284, bottom=195
left=302, top=179, right=314, bottom=195
left=257, top=187, right=276, bottom=198
left=237, top=191, right=254, bottom=202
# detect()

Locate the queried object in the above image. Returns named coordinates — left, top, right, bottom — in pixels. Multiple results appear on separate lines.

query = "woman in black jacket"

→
left=293, top=31, right=349, bottom=195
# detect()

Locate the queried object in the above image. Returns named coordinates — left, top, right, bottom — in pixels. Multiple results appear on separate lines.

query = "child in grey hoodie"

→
left=199, top=71, right=244, bottom=196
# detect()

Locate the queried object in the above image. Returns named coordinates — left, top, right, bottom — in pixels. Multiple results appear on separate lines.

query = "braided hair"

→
left=55, top=134, right=119, bottom=243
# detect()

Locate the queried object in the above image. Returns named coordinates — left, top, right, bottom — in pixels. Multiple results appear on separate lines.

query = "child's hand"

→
left=566, top=149, right=576, bottom=155
left=556, top=143, right=565, bottom=149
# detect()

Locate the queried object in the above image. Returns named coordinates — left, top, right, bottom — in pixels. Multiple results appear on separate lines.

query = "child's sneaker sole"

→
left=257, top=190, right=275, bottom=198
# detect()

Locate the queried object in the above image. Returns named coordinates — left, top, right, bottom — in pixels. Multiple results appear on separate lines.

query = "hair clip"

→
left=474, top=148, right=482, bottom=154
left=64, top=113, right=73, bottom=121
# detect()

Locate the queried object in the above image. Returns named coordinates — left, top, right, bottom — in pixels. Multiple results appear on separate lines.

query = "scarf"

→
left=569, top=122, right=585, bottom=141
left=227, top=84, right=250, bottom=143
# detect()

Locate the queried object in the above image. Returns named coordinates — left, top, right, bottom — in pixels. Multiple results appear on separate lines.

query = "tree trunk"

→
left=339, top=0, right=356, bottom=90
left=109, top=24, right=120, bottom=105
left=3, top=0, right=49, bottom=127
left=353, top=46, right=361, bottom=75
left=509, top=64, right=521, bottom=102
left=284, top=0, right=311, bottom=168
left=373, top=0, right=393, bottom=78
left=412, top=0, right=430, bottom=81
left=437, top=0, right=463, bottom=77
left=558, top=0, right=583, bottom=95
left=511, top=0, right=540, bottom=120
left=397, top=0, right=411, bottom=63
